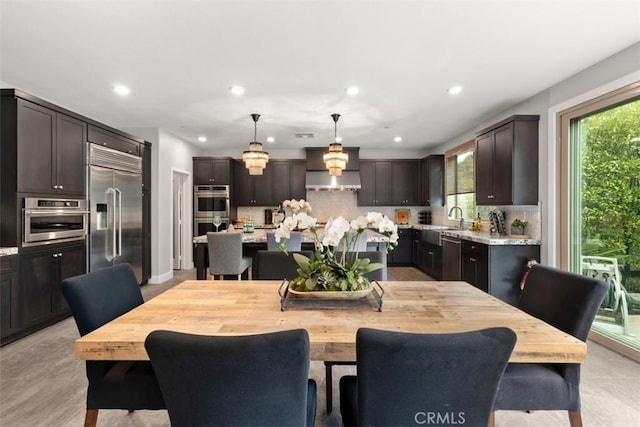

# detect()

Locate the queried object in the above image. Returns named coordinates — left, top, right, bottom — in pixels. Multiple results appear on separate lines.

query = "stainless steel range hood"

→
left=305, top=171, right=361, bottom=191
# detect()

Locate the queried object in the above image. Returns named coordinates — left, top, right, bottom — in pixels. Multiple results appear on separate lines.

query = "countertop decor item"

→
left=282, top=198, right=312, bottom=216
left=510, top=218, right=529, bottom=237
left=274, top=211, right=399, bottom=293
left=489, top=209, right=506, bottom=235
left=395, top=209, right=410, bottom=225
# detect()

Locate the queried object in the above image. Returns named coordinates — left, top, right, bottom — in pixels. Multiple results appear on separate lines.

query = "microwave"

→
left=194, top=185, right=230, bottom=218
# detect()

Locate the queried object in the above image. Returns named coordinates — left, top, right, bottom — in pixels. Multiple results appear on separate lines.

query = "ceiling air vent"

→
left=295, top=133, right=314, bottom=139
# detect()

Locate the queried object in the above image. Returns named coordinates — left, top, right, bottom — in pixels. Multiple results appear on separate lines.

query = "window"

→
left=445, top=141, right=476, bottom=221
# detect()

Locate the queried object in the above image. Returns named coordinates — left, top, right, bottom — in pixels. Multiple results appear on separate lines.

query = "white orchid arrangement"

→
left=282, top=199, right=312, bottom=214
left=275, top=211, right=399, bottom=292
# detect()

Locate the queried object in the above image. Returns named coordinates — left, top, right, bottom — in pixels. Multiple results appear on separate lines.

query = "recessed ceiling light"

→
left=229, top=86, right=245, bottom=95
left=198, top=136, right=207, bottom=142
left=345, top=86, right=360, bottom=96
left=266, top=136, right=275, bottom=143
left=112, top=84, right=131, bottom=96
left=394, top=136, right=402, bottom=143
left=447, top=86, right=463, bottom=95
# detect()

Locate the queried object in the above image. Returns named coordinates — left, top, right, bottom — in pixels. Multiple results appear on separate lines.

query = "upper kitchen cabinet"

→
left=87, top=124, right=140, bottom=156
left=1, top=96, right=86, bottom=196
left=475, top=115, right=539, bottom=205
left=272, top=160, right=306, bottom=203
left=420, top=155, right=444, bottom=207
left=234, top=160, right=274, bottom=206
left=193, top=157, right=234, bottom=185
left=390, top=160, right=420, bottom=206
left=358, top=160, right=392, bottom=206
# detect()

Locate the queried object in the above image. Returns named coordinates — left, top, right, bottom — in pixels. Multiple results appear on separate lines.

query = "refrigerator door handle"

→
left=115, top=187, right=122, bottom=258
left=106, top=187, right=116, bottom=262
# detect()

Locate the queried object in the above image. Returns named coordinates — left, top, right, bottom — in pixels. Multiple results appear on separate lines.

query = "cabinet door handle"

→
left=58, top=185, right=63, bottom=189
left=469, top=257, right=476, bottom=262
left=52, top=253, right=58, bottom=258
left=209, top=178, right=215, bottom=182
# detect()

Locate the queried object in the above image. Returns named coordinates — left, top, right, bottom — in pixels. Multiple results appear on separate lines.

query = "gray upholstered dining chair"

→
left=267, top=231, right=302, bottom=251
left=255, top=250, right=314, bottom=280
left=491, top=264, right=607, bottom=427
left=145, top=328, right=317, bottom=427
left=61, top=264, right=165, bottom=427
left=339, top=327, right=517, bottom=427
left=207, top=232, right=252, bottom=280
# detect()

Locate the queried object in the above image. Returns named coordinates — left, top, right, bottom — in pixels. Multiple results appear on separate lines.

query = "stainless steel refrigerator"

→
left=89, top=144, right=143, bottom=282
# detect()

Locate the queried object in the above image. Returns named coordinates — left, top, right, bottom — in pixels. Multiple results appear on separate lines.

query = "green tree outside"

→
left=580, top=98, right=640, bottom=293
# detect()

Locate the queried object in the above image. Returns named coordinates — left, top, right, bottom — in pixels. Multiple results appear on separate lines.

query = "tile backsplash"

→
left=237, top=191, right=541, bottom=239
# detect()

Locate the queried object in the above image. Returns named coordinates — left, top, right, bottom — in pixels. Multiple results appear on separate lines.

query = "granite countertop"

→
left=0, top=247, right=18, bottom=256
left=411, top=224, right=541, bottom=245
left=193, top=228, right=390, bottom=245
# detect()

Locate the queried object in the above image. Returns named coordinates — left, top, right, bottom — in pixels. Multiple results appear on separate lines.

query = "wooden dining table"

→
left=74, top=280, right=587, bottom=364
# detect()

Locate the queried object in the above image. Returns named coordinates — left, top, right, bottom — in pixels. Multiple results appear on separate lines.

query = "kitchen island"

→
left=193, top=229, right=390, bottom=280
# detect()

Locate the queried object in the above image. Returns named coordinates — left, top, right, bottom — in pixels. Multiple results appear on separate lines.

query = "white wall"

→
left=124, top=127, right=200, bottom=283
left=429, top=42, right=640, bottom=265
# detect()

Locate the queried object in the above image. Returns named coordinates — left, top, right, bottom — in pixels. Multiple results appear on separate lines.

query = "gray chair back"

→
left=267, top=231, right=302, bottom=251
left=340, top=327, right=516, bottom=427
left=145, top=329, right=316, bottom=427
left=207, top=232, right=251, bottom=276
left=335, top=251, right=385, bottom=281
left=256, top=250, right=314, bottom=280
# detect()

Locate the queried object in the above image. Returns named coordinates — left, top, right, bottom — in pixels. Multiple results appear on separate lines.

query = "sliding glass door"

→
left=563, top=93, right=640, bottom=353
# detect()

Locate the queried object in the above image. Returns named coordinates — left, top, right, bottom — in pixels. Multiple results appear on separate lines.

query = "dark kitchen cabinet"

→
left=461, top=240, right=540, bottom=306
left=390, top=161, right=420, bottom=206
left=387, top=228, right=412, bottom=266
left=358, top=161, right=392, bottom=206
left=88, top=124, right=140, bottom=156
left=411, top=229, right=421, bottom=266
left=0, top=255, right=18, bottom=344
left=234, top=160, right=305, bottom=207
left=193, top=157, right=233, bottom=185
left=289, top=160, right=307, bottom=200
left=17, top=243, right=85, bottom=333
left=461, top=240, right=489, bottom=293
left=14, top=99, right=86, bottom=196
left=475, top=115, right=539, bottom=205
left=421, top=242, right=443, bottom=280
left=420, top=155, right=444, bottom=207
left=234, top=161, right=274, bottom=206
left=272, top=160, right=306, bottom=204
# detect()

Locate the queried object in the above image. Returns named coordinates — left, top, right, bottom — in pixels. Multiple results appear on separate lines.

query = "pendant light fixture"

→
left=242, top=113, right=269, bottom=175
left=323, top=113, right=349, bottom=176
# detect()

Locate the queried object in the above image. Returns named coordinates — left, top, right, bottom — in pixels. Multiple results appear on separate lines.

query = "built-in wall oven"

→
left=22, top=197, right=88, bottom=246
left=194, top=185, right=230, bottom=218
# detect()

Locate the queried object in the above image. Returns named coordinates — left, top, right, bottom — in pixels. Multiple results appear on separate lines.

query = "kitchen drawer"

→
left=461, top=240, right=488, bottom=256
left=88, top=125, right=140, bottom=156
left=0, top=255, right=17, bottom=274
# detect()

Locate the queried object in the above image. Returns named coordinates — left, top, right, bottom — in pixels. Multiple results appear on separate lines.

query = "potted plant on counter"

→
left=510, top=219, right=529, bottom=237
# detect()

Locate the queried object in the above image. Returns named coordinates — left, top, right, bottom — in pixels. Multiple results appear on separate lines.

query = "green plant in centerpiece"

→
left=275, top=212, right=399, bottom=292
left=510, top=218, right=529, bottom=235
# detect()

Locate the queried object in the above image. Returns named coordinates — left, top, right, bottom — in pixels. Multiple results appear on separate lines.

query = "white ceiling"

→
left=1, top=1, right=639, bottom=153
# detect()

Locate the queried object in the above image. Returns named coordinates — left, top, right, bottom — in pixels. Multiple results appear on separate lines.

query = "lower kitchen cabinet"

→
left=7, top=243, right=86, bottom=344
left=461, top=240, right=540, bottom=305
left=421, top=242, right=443, bottom=280
left=387, top=228, right=412, bottom=266
left=0, top=255, right=18, bottom=343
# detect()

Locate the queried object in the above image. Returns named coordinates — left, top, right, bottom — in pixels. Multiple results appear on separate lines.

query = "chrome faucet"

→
left=448, top=206, right=464, bottom=229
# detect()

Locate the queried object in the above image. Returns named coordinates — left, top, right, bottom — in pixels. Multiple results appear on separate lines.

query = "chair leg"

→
left=568, top=411, right=583, bottom=427
left=325, top=362, right=333, bottom=413
left=248, top=265, right=253, bottom=280
left=488, top=411, right=495, bottom=427
left=84, top=409, right=98, bottom=427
